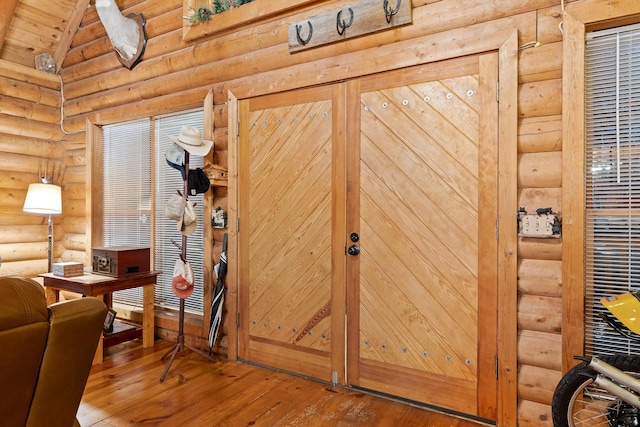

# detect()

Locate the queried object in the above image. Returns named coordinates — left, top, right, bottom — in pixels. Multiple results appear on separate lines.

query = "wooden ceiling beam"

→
left=55, top=0, right=92, bottom=73
left=0, top=0, right=19, bottom=50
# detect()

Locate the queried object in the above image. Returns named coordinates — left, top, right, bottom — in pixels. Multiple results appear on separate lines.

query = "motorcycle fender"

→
left=602, top=292, right=640, bottom=334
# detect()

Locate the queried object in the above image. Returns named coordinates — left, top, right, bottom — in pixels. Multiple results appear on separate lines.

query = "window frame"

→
left=562, top=2, right=640, bottom=373
left=88, top=108, right=209, bottom=318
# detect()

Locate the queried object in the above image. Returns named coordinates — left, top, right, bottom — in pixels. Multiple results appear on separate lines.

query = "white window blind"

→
left=103, top=119, right=151, bottom=308
left=154, top=110, right=205, bottom=314
left=102, top=109, right=206, bottom=315
left=585, top=24, right=640, bottom=356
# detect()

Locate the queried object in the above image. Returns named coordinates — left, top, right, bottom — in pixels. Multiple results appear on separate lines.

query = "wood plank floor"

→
left=79, top=340, right=492, bottom=426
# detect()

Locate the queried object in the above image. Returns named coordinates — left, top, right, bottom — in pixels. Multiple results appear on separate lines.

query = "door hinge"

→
left=496, top=356, right=499, bottom=379
left=236, top=122, right=240, bottom=137
left=236, top=312, right=240, bottom=327
left=236, top=217, right=240, bottom=232
left=495, top=219, right=499, bottom=240
left=496, top=81, right=499, bottom=103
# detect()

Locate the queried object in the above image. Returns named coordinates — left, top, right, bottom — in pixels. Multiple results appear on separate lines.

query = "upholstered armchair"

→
left=0, top=275, right=107, bottom=427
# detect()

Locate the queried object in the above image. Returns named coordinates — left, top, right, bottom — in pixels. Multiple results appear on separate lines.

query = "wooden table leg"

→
left=44, top=287, right=59, bottom=305
left=92, top=294, right=105, bottom=365
left=142, top=283, right=154, bottom=348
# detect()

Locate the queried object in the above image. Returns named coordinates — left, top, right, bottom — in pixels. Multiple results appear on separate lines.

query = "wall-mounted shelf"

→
left=183, top=0, right=324, bottom=42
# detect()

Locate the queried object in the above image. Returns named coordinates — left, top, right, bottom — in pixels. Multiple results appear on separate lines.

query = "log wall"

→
left=0, top=0, right=616, bottom=424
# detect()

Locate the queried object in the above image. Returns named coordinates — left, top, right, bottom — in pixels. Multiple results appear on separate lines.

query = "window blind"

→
left=585, top=23, right=640, bottom=356
left=103, top=119, right=151, bottom=308
left=102, top=109, right=206, bottom=315
left=154, top=109, right=206, bottom=314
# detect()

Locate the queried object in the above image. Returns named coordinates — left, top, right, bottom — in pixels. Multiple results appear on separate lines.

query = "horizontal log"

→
left=519, top=41, right=562, bottom=84
left=518, top=364, right=562, bottom=405
left=62, top=199, right=86, bottom=218
left=0, top=153, right=47, bottom=176
left=518, top=238, right=562, bottom=261
left=0, top=225, right=47, bottom=244
left=518, top=188, right=562, bottom=214
left=63, top=183, right=86, bottom=200
left=518, top=295, right=561, bottom=333
left=0, top=58, right=60, bottom=90
left=213, top=127, right=228, bottom=150
left=0, top=187, right=28, bottom=210
left=518, top=115, right=562, bottom=153
left=0, top=259, right=48, bottom=278
left=518, top=259, right=562, bottom=298
left=518, top=152, right=562, bottom=188
left=212, top=149, right=228, bottom=170
left=0, top=213, right=48, bottom=227
left=519, top=79, right=562, bottom=120
left=518, top=329, right=562, bottom=372
left=63, top=148, right=86, bottom=168
left=0, top=114, right=64, bottom=141
left=62, top=165, right=86, bottom=184
left=517, top=399, right=552, bottom=427
left=63, top=88, right=207, bottom=132
left=0, top=76, right=61, bottom=107
left=0, top=171, right=39, bottom=190
left=0, top=241, right=48, bottom=262
left=0, top=134, right=64, bottom=158
left=75, top=0, right=145, bottom=28
left=61, top=233, right=86, bottom=252
left=0, top=94, right=61, bottom=123
left=59, top=249, right=88, bottom=264
left=61, top=216, right=86, bottom=234
left=536, top=5, right=564, bottom=45
left=213, top=104, right=227, bottom=129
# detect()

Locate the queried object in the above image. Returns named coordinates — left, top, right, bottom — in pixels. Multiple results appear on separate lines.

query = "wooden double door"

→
left=238, top=54, right=499, bottom=420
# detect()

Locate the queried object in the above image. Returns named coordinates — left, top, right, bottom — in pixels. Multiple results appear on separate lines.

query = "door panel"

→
left=347, top=55, right=498, bottom=419
left=239, top=86, right=343, bottom=382
left=238, top=55, right=498, bottom=419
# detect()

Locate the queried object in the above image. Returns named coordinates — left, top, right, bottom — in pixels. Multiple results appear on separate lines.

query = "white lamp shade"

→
left=23, top=183, right=62, bottom=215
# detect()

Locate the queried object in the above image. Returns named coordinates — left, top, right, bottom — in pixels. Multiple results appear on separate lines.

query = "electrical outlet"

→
left=517, top=208, right=561, bottom=238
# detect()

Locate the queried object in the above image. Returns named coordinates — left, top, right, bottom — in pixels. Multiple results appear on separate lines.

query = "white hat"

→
left=164, top=194, right=197, bottom=236
left=168, top=126, right=213, bottom=157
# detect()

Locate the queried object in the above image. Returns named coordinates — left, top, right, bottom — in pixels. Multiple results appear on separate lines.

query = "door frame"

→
left=225, top=31, right=519, bottom=425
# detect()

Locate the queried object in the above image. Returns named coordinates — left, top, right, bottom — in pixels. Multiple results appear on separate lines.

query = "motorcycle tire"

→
left=552, top=354, right=640, bottom=427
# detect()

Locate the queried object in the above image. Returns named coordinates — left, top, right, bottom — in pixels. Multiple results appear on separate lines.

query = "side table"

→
left=39, top=271, right=159, bottom=364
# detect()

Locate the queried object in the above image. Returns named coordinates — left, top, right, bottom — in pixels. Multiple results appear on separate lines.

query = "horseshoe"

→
left=383, top=0, right=401, bottom=24
left=296, top=21, right=313, bottom=46
left=336, top=8, right=354, bottom=36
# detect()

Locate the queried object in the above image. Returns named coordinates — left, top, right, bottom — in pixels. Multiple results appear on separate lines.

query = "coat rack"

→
left=160, top=150, right=216, bottom=382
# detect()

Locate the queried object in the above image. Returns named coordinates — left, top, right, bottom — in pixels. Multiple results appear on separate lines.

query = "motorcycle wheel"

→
left=552, top=354, right=640, bottom=427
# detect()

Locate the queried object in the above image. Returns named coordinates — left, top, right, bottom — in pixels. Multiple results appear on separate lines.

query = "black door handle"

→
left=348, top=245, right=360, bottom=256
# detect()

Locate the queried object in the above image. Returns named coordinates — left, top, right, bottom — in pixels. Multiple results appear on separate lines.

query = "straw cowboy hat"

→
left=168, top=126, right=213, bottom=157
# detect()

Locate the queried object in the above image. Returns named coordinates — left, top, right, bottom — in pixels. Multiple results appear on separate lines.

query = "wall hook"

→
left=296, top=21, right=313, bottom=46
left=383, top=0, right=401, bottom=24
left=336, top=8, right=354, bottom=36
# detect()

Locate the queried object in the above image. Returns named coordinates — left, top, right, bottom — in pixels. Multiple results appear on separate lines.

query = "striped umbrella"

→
left=209, top=233, right=227, bottom=353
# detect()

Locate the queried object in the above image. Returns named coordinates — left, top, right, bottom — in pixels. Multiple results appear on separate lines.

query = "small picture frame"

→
left=104, top=308, right=117, bottom=333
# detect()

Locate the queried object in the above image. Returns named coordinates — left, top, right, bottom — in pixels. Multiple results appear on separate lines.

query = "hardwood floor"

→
left=79, top=340, right=492, bottom=426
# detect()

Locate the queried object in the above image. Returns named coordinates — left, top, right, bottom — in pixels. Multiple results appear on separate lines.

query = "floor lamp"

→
left=23, top=182, right=62, bottom=272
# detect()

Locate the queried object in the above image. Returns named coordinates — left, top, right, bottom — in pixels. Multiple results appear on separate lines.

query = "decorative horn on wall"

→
left=95, top=0, right=148, bottom=70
